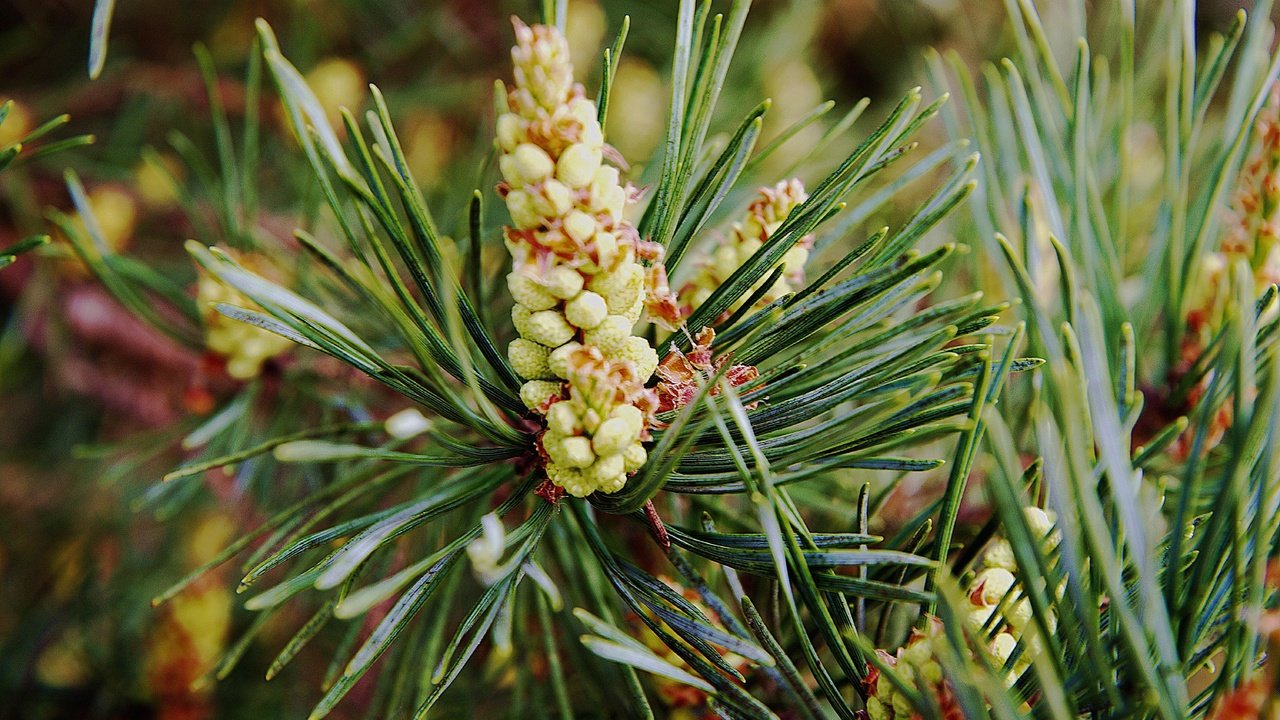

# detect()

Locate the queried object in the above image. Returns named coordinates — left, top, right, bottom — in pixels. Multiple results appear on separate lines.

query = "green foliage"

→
left=0, top=100, right=93, bottom=269
left=88, top=0, right=117, bottom=79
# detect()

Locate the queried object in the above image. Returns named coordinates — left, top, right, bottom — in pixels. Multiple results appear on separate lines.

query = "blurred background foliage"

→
left=0, top=1, right=1273, bottom=718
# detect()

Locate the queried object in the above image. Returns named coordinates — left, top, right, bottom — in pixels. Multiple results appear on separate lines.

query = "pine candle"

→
left=681, top=178, right=813, bottom=315
left=863, top=507, right=1061, bottom=719
left=195, top=250, right=294, bottom=380
left=497, top=19, right=659, bottom=498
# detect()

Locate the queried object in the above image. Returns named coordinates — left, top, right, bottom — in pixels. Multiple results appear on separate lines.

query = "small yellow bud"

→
left=385, top=408, right=431, bottom=439
left=622, top=442, right=647, bottom=472
left=305, top=57, right=365, bottom=128
left=587, top=166, right=620, bottom=210
left=583, top=315, right=630, bottom=355
left=525, top=309, right=575, bottom=347
left=508, top=272, right=558, bottom=311
left=622, top=293, right=645, bottom=323
left=520, top=380, right=562, bottom=411
left=547, top=341, right=581, bottom=378
left=563, top=209, right=597, bottom=244
left=552, top=465, right=591, bottom=497
left=983, top=539, right=1016, bottom=571
left=594, top=231, right=618, bottom=269
left=891, top=688, right=915, bottom=717
left=622, top=337, right=659, bottom=379
left=537, top=180, right=574, bottom=217
left=1007, top=598, right=1033, bottom=631
left=609, top=404, right=644, bottom=431
left=508, top=338, right=553, bottom=379
left=565, top=290, right=608, bottom=329
left=991, top=633, right=1017, bottom=664
left=79, top=186, right=138, bottom=255
left=0, top=100, right=33, bottom=148
left=1025, top=507, right=1059, bottom=548
left=511, top=304, right=534, bottom=338
left=544, top=265, right=585, bottom=299
left=592, top=417, right=637, bottom=457
left=557, top=142, right=603, bottom=188
left=970, top=568, right=1017, bottom=607
left=499, top=155, right=520, bottom=186
left=602, top=264, right=644, bottom=312
left=681, top=179, right=813, bottom=314
left=566, top=97, right=596, bottom=128
left=134, top=153, right=183, bottom=207
left=496, top=113, right=523, bottom=151
left=240, top=336, right=272, bottom=360
left=581, top=121, right=603, bottom=149
left=587, top=452, right=624, bottom=480
left=586, top=266, right=626, bottom=298
left=902, top=638, right=933, bottom=666
left=226, top=356, right=261, bottom=380
left=505, top=189, right=542, bottom=229
left=603, top=185, right=626, bottom=220
left=590, top=473, right=625, bottom=494
left=966, top=605, right=998, bottom=633
left=503, top=143, right=554, bottom=185
left=920, top=658, right=944, bottom=685
left=546, top=401, right=580, bottom=435
left=559, top=436, right=596, bottom=468
left=195, top=252, right=292, bottom=377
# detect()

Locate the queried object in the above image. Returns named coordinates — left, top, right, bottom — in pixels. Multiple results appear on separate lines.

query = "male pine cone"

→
left=498, top=19, right=658, bottom=498
left=862, top=507, right=1061, bottom=719
left=681, top=178, right=813, bottom=314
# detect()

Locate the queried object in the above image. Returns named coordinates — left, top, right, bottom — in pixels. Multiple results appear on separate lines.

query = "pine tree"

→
left=49, top=0, right=1280, bottom=718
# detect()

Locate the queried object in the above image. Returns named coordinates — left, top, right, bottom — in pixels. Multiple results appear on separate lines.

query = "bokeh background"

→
left=0, top=1, right=1263, bottom=718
